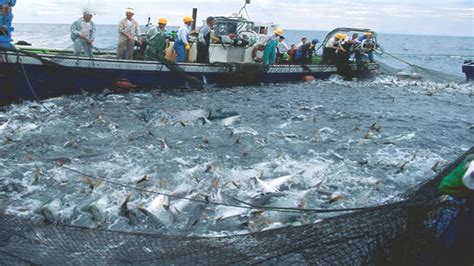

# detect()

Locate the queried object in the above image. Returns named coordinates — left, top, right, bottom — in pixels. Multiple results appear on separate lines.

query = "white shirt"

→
left=277, top=41, right=289, bottom=53
left=80, top=21, right=93, bottom=39
left=177, top=25, right=190, bottom=44
left=198, top=24, right=211, bottom=43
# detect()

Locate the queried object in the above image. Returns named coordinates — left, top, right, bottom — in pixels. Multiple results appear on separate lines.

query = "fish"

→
left=0, top=119, right=10, bottom=131
left=159, top=137, right=170, bottom=150
left=254, top=173, right=293, bottom=193
left=208, top=110, right=240, bottom=121
left=50, top=157, right=72, bottom=165
left=369, top=122, right=382, bottom=132
left=251, top=192, right=286, bottom=207
left=197, top=117, right=212, bottom=125
left=82, top=199, right=105, bottom=223
left=80, top=176, right=102, bottom=191
left=185, top=203, right=207, bottom=229
left=35, top=199, right=61, bottom=224
left=136, top=175, right=149, bottom=184
left=431, top=161, right=440, bottom=172
left=137, top=206, right=166, bottom=229
left=33, top=164, right=43, bottom=182
left=148, top=195, right=170, bottom=211
left=328, top=193, right=345, bottom=204
left=120, top=193, right=139, bottom=225
left=221, top=115, right=241, bottom=127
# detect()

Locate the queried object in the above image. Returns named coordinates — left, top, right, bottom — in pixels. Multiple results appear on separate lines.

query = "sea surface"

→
left=0, top=23, right=473, bottom=236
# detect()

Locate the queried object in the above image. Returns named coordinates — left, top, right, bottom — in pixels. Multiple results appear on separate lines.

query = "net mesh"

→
left=1, top=148, right=472, bottom=265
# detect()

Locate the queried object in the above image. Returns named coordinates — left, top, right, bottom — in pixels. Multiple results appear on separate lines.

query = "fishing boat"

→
left=0, top=6, right=379, bottom=105
left=462, top=60, right=474, bottom=81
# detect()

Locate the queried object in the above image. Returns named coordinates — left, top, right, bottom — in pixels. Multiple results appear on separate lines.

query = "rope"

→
left=18, top=58, right=52, bottom=114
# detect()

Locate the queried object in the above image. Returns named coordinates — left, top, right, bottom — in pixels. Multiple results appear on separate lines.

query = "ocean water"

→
left=0, top=23, right=473, bottom=236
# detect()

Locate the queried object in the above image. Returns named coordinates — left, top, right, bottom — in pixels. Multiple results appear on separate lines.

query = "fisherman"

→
left=174, top=16, right=194, bottom=63
left=296, top=37, right=307, bottom=48
left=0, top=0, right=15, bottom=49
left=334, top=36, right=354, bottom=80
left=70, top=10, right=96, bottom=57
left=438, top=153, right=474, bottom=264
left=276, top=36, right=289, bottom=64
left=295, top=38, right=318, bottom=65
left=144, top=17, right=169, bottom=61
left=117, top=8, right=142, bottom=60
left=287, top=44, right=297, bottom=63
left=354, top=32, right=375, bottom=64
left=262, top=28, right=283, bottom=65
left=321, top=33, right=345, bottom=64
left=196, top=16, right=216, bottom=63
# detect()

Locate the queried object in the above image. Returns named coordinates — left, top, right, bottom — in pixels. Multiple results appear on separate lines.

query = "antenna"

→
left=238, top=0, right=251, bottom=19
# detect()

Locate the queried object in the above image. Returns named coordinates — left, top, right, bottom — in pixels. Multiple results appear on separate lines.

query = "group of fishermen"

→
left=1, top=3, right=375, bottom=70
left=321, top=32, right=376, bottom=80
left=70, top=8, right=217, bottom=63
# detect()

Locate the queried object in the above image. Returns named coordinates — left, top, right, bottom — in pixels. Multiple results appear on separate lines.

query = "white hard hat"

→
left=83, top=9, right=94, bottom=16
left=126, top=8, right=135, bottom=14
left=462, top=160, right=474, bottom=190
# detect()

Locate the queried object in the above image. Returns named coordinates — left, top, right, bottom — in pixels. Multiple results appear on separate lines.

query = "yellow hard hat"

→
left=335, top=33, right=345, bottom=39
left=126, top=8, right=135, bottom=14
left=183, top=16, right=194, bottom=23
left=158, top=17, right=168, bottom=25
left=274, top=28, right=284, bottom=36
left=364, top=32, right=372, bottom=36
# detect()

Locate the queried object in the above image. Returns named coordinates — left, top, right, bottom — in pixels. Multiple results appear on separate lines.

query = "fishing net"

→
left=376, top=51, right=465, bottom=83
left=1, top=148, right=472, bottom=265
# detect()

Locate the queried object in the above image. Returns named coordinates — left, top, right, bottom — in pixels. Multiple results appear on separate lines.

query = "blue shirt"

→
left=0, top=0, right=16, bottom=6
left=0, top=11, right=13, bottom=35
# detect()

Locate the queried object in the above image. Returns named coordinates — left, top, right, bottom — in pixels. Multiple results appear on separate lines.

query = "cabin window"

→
left=215, top=22, right=238, bottom=36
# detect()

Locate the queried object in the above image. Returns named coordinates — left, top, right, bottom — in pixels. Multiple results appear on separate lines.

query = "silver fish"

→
left=120, top=193, right=139, bottom=225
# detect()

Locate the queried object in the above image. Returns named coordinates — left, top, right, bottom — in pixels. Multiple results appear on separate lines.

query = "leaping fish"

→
left=254, top=173, right=293, bottom=193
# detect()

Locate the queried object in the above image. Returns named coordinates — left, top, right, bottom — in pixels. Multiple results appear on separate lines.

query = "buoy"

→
left=115, top=78, right=137, bottom=90
left=303, top=75, right=315, bottom=82
left=410, top=73, right=423, bottom=80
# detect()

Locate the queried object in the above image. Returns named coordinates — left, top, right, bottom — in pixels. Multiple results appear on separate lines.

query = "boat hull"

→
left=0, top=51, right=377, bottom=105
left=462, top=61, right=474, bottom=81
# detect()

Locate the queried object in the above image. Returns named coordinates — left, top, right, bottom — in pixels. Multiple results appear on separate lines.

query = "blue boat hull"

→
left=0, top=50, right=376, bottom=105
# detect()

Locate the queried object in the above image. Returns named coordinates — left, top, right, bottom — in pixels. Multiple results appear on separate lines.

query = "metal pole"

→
left=192, top=8, right=198, bottom=30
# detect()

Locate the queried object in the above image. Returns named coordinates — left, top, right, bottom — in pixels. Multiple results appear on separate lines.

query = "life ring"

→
left=252, top=44, right=265, bottom=63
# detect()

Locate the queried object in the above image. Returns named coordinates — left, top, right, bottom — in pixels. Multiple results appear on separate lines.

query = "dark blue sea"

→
left=0, top=23, right=473, bottom=236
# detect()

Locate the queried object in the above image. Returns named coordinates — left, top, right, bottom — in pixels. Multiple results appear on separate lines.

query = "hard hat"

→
left=364, top=32, right=372, bottom=36
left=311, top=38, right=318, bottom=44
left=274, top=28, right=284, bottom=36
left=83, top=9, right=94, bottom=16
left=158, top=17, right=168, bottom=25
left=183, top=16, right=194, bottom=23
left=335, top=33, right=345, bottom=39
left=126, top=8, right=135, bottom=14
left=462, top=154, right=474, bottom=189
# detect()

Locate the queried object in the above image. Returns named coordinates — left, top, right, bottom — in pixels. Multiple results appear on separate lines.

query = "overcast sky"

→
left=13, top=0, right=474, bottom=36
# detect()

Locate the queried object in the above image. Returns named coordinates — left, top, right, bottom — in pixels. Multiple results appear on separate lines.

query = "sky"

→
left=12, top=0, right=474, bottom=36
